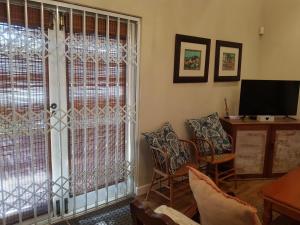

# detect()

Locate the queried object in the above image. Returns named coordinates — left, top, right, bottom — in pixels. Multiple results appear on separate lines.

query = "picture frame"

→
left=173, top=34, right=211, bottom=83
left=214, top=40, right=242, bottom=82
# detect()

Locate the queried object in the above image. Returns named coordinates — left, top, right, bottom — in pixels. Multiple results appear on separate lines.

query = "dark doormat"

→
left=55, top=198, right=133, bottom=225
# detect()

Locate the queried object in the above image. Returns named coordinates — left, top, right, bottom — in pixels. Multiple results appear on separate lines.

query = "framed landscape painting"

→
left=173, top=34, right=211, bottom=83
left=214, top=40, right=242, bottom=82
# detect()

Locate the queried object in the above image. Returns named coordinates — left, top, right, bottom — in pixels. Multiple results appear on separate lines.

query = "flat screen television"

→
left=239, top=80, right=300, bottom=116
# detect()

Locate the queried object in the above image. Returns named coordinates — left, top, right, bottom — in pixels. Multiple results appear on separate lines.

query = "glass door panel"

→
left=0, top=17, right=51, bottom=224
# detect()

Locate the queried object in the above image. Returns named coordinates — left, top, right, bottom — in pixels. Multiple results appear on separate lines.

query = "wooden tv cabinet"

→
left=220, top=117, right=300, bottom=178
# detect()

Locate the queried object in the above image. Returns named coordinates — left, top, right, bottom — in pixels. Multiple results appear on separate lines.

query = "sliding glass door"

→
left=0, top=1, right=139, bottom=224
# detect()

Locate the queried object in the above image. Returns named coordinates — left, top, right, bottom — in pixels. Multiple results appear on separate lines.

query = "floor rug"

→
left=55, top=198, right=133, bottom=225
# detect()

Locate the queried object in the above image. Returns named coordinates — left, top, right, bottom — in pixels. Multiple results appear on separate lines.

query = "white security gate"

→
left=0, top=0, right=139, bottom=224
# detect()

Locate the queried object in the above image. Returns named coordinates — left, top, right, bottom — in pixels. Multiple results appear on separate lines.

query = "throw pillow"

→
left=186, top=112, right=231, bottom=155
left=188, top=167, right=262, bottom=225
left=143, top=130, right=165, bottom=168
left=143, top=122, right=191, bottom=174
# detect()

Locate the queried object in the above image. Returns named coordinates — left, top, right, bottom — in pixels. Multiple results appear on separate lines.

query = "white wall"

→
left=259, top=0, right=300, bottom=118
left=260, top=0, right=300, bottom=80
left=63, top=0, right=263, bottom=186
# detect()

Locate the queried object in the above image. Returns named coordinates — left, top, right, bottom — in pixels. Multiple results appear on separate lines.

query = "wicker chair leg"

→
left=214, top=164, right=219, bottom=186
left=206, top=163, right=210, bottom=176
left=169, top=177, right=174, bottom=207
left=145, top=171, right=157, bottom=201
left=234, top=170, right=238, bottom=189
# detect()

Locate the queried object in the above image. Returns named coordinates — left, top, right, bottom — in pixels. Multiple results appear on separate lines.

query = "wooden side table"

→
left=261, top=167, right=300, bottom=225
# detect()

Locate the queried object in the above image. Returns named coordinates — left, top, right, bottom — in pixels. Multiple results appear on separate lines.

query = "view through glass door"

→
left=0, top=1, right=139, bottom=224
left=0, top=5, right=52, bottom=224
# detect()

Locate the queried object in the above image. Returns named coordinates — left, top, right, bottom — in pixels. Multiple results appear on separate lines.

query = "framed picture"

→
left=173, top=34, right=211, bottom=83
left=214, top=40, right=242, bottom=82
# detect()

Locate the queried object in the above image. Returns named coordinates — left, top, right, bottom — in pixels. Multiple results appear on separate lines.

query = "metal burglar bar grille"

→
left=0, top=0, right=139, bottom=224
left=0, top=22, right=50, bottom=225
left=65, top=15, right=127, bottom=195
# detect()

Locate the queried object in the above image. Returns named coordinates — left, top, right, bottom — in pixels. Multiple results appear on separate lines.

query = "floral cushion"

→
left=186, top=112, right=231, bottom=155
left=143, top=122, right=191, bottom=174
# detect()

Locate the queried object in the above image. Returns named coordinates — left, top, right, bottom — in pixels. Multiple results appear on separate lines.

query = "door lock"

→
left=50, top=103, right=57, bottom=115
left=50, top=103, right=57, bottom=109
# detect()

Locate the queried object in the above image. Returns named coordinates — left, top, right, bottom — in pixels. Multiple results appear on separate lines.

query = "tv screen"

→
left=239, top=80, right=300, bottom=116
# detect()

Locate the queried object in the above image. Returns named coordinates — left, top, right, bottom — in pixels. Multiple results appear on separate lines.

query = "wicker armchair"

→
left=186, top=113, right=237, bottom=188
left=145, top=138, right=199, bottom=207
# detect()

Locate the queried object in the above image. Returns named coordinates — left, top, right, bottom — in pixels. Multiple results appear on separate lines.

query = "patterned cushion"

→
left=186, top=112, right=231, bottom=155
left=143, top=122, right=191, bottom=174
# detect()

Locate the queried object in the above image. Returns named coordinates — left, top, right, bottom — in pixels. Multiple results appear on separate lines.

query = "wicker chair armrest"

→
left=227, top=133, right=235, bottom=153
left=227, top=133, right=233, bottom=144
left=193, top=137, right=215, bottom=162
left=150, top=146, right=170, bottom=174
left=178, top=139, right=199, bottom=162
left=153, top=147, right=169, bottom=159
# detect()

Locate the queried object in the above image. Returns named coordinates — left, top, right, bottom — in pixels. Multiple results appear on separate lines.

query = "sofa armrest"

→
left=130, top=200, right=179, bottom=225
left=154, top=205, right=200, bottom=225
